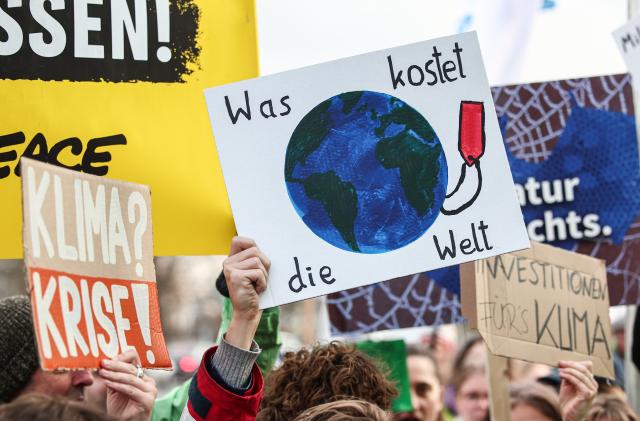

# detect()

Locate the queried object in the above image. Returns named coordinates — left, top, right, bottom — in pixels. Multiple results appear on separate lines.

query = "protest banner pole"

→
left=303, top=298, right=317, bottom=345
left=485, top=351, right=511, bottom=421
left=625, top=306, right=639, bottom=411
left=316, top=296, right=333, bottom=342
left=630, top=0, right=639, bottom=18
left=630, top=0, right=640, bottom=166
left=625, top=1, right=640, bottom=411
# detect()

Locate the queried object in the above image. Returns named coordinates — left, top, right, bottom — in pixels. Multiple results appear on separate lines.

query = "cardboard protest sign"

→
left=21, top=158, right=170, bottom=370
left=205, top=32, right=529, bottom=308
left=460, top=242, right=614, bottom=379
left=0, top=0, right=258, bottom=259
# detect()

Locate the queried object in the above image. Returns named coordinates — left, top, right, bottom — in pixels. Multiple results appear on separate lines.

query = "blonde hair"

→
left=587, top=394, right=637, bottom=421
left=292, top=399, right=390, bottom=421
left=510, top=381, right=562, bottom=421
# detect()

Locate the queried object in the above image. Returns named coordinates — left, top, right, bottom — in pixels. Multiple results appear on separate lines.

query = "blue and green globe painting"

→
left=285, top=90, right=447, bottom=254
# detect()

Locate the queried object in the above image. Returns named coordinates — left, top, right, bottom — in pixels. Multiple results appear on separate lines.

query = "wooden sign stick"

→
left=486, top=351, right=511, bottom=421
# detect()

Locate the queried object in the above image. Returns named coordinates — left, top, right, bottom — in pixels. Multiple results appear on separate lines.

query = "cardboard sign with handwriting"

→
left=461, top=242, right=614, bottom=379
left=614, top=16, right=640, bottom=82
left=21, top=158, right=171, bottom=370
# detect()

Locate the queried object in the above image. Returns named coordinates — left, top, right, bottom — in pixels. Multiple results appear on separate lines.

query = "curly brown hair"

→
left=256, top=341, right=398, bottom=421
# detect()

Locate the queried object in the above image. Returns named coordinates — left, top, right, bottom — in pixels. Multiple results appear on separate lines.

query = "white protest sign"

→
left=21, top=158, right=171, bottom=370
left=205, top=32, right=529, bottom=308
left=614, top=16, right=640, bottom=81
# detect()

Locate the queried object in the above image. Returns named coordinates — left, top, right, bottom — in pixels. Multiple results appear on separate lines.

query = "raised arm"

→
left=181, top=236, right=270, bottom=421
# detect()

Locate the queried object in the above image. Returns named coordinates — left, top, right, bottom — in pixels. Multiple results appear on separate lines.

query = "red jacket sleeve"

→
left=183, top=345, right=264, bottom=421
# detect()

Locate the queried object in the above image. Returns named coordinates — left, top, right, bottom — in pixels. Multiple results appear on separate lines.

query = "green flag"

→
left=357, top=339, right=412, bottom=413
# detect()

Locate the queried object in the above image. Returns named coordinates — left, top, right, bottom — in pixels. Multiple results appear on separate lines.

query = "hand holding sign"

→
left=558, top=360, right=598, bottom=421
left=223, top=236, right=271, bottom=350
left=100, top=349, right=157, bottom=420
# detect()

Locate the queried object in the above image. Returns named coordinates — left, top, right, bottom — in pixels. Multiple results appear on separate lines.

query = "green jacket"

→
left=151, top=300, right=281, bottom=421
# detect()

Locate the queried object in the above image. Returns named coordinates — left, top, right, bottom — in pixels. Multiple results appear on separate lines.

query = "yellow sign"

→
left=0, top=0, right=257, bottom=257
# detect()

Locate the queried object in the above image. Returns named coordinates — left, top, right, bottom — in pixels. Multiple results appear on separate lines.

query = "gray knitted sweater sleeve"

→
left=210, top=336, right=261, bottom=390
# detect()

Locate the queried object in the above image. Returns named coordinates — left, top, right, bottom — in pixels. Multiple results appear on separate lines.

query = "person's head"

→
left=394, top=345, right=444, bottom=421
left=19, top=368, right=94, bottom=402
left=586, top=394, right=637, bottom=421
left=452, top=336, right=485, bottom=373
left=0, top=295, right=93, bottom=403
left=451, top=365, right=488, bottom=421
left=0, top=393, right=115, bottom=421
left=257, top=341, right=398, bottom=421
left=509, top=381, right=562, bottom=421
left=293, top=399, right=390, bottom=421
left=597, top=383, right=628, bottom=401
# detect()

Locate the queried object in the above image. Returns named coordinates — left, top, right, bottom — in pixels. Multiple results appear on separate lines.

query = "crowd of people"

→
left=0, top=237, right=637, bottom=420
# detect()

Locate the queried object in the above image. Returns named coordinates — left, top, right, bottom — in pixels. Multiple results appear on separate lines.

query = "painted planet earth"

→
left=285, top=90, right=447, bottom=254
